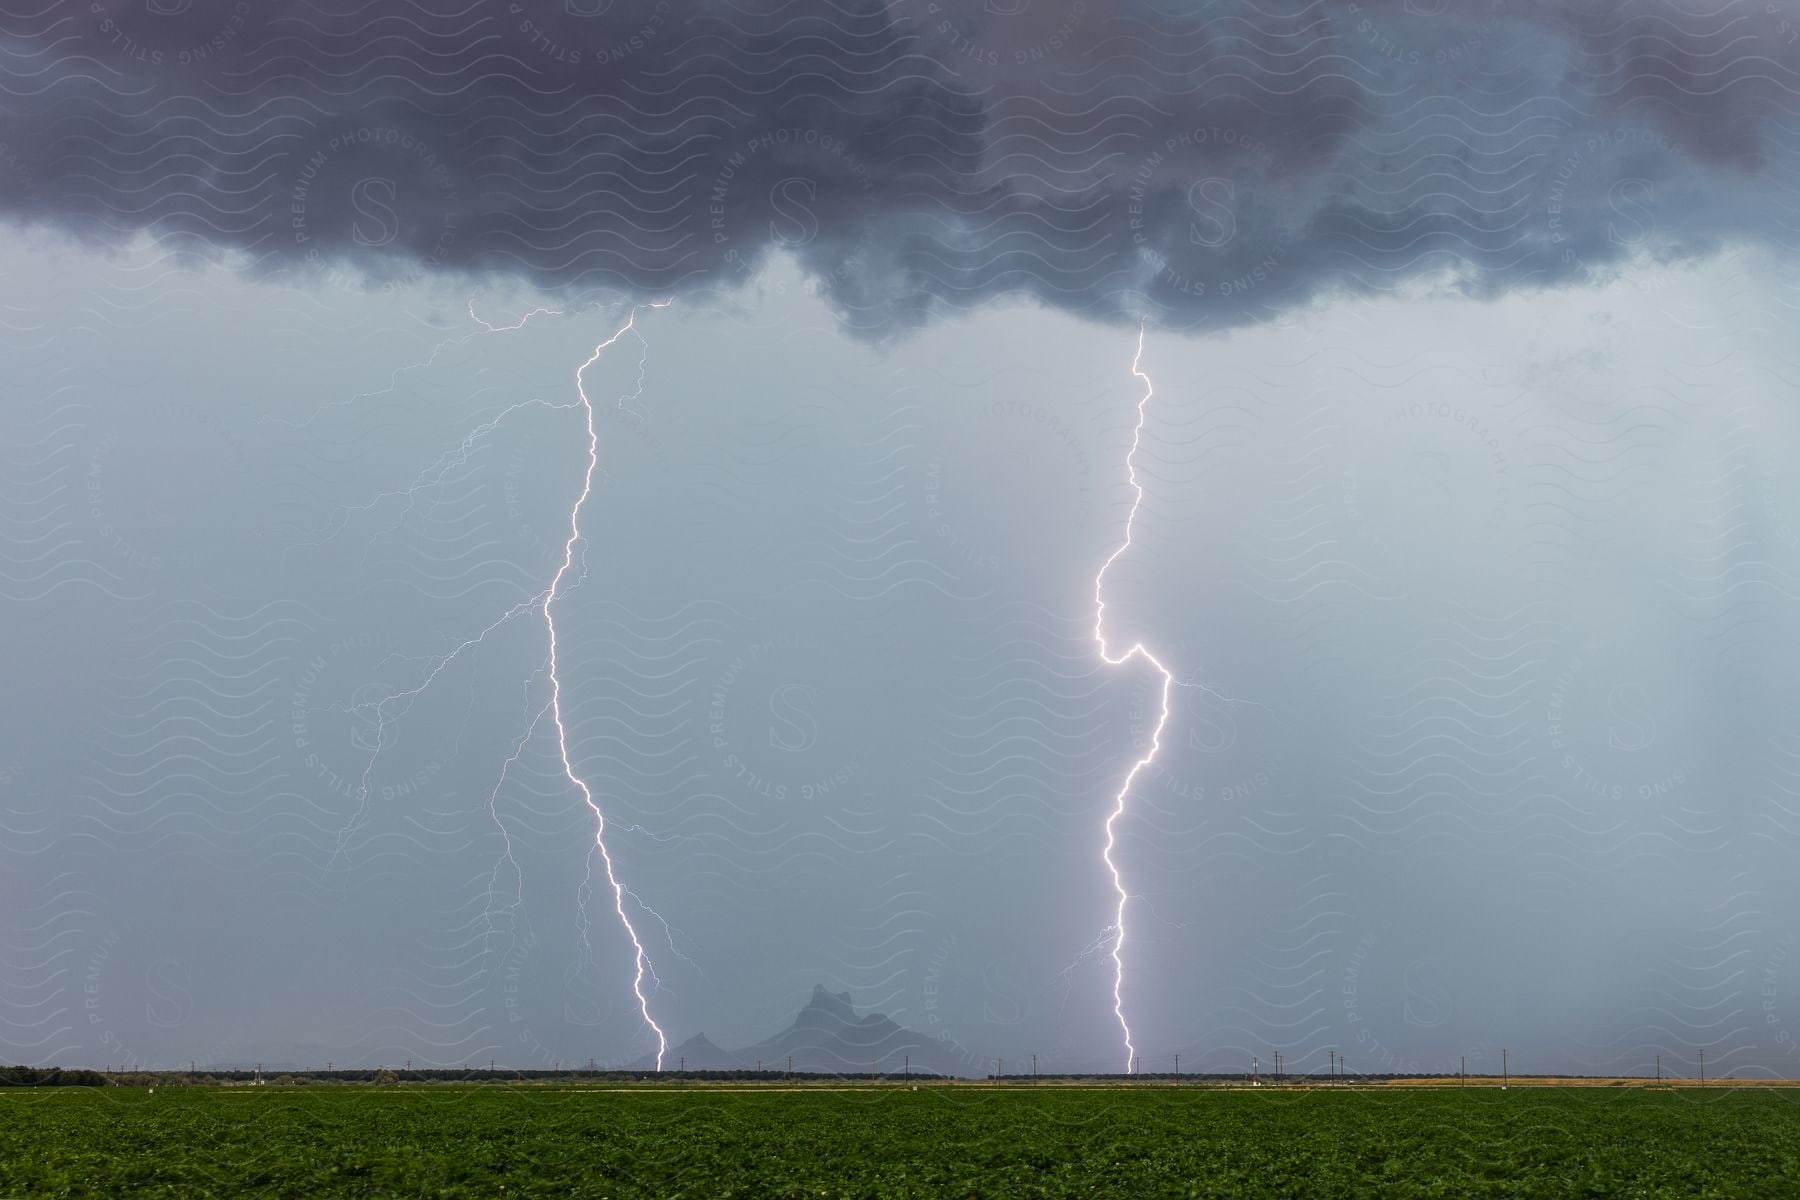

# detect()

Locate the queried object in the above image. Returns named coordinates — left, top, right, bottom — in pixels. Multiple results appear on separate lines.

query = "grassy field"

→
left=5, top=1085, right=1800, bottom=1198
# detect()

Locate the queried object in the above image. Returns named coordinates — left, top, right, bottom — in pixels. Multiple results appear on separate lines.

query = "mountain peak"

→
left=641, top=984, right=976, bottom=1076
left=807, top=984, right=858, bottom=1019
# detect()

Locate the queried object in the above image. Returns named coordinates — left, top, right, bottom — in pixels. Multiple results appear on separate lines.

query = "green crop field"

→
left=5, top=1085, right=1799, bottom=1198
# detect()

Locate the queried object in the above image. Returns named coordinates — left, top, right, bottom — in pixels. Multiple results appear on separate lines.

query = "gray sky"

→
left=3, top=241, right=1798, bottom=1076
left=3, top=1, right=1800, bottom=1078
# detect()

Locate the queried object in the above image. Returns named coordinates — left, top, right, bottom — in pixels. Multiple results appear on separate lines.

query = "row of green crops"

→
left=5, top=1085, right=1799, bottom=1197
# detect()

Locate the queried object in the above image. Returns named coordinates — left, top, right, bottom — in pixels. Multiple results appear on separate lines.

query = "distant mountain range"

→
left=634, top=986, right=976, bottom=1077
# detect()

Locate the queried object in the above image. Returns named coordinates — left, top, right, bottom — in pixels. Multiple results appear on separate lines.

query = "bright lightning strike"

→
left=1090, top=323, right=1171, bottom=1075
left=548, top=301, right=673, bottom=1069
left=319, top=297, right=679, bottom=1068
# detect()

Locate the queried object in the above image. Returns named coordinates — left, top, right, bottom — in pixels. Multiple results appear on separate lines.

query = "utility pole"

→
left=997, top=1057, right=1003, bottom=1083
left=1460, top=1056, right=1465, bottom=1088
left=904, top=1054, right=909, bottom=1080
left=679, top=1057, right=685, bottom=1074
left=1032, top=1053, right=1037, bottom=1081
left=1253, top=1056, right=1259, bottom=1086
left=1174, top=1054, right=1179, bottom=1085
left=1699, top=1049, right=1705, bottom=1087
left=1328, top=1049, right=1335, bottom=1081
left=786, top=1055, right=792, bottom=1078
left=1501, top=1049, right=1507, bottom=1088
left=1656, top=1054, right=1660, bottom=1082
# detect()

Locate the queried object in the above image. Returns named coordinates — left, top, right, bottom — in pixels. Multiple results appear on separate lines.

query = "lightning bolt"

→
left=280, top=301, right=571, bottom=568
left=478, top=674, right=549, bottom=965
left=329, top=595, right=543, bottom=871
left=271, top=298, right=564, bottom=431
left=321, top=305, right=575, bottom=866
left=1090, top=323, right=1170, bottom=1075
left=315, top=297, right=678, bottom=1067
left=549, top=301, right=672, bottom=1069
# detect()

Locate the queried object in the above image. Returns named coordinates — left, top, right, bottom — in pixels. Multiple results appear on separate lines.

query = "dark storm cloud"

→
left=0, top=0, right=1793, bottom=331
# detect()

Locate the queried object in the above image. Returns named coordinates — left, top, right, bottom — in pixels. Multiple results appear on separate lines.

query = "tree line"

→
left=0, top=1065, right=108, bottom=1087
